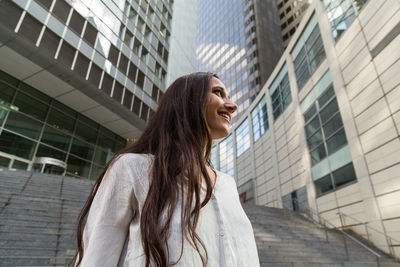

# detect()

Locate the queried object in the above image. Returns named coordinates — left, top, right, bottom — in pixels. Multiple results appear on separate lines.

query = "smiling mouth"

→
left=218, top=112, right=230, bottom=123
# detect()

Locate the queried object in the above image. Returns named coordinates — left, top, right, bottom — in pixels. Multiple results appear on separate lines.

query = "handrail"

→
left=337, top=211, right=400, bottom=259
left=289, top=199, right=382, bottom=262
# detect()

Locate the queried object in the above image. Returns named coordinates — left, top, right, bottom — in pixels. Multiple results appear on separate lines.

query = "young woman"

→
left=74, top=72, right=260, bottom=267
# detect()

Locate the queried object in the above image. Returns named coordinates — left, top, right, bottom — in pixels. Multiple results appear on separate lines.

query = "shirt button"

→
left=211, top=195, right=216, bottom=200
left=220, top=231, right=224, bottom=236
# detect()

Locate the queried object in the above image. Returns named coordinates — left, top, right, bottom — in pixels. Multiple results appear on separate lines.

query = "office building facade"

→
left=196, top=0, right=283, bottom=118
left=165, top=0, right=197, bottom=86
left=276, top=0, right=310, bottom=48
left=212, top=0, right=400, bottom=258
left=0, top=0, right=173, bottom=178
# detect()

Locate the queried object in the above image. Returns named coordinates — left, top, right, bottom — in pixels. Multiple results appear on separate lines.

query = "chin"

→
left=211, top=129, right=230, bottom=140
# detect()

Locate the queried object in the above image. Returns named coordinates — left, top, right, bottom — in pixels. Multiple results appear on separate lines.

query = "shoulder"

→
left=215, top=170, right=236, bottom=185
left=108, top=153, right=153, bottom=200
left=215, top=170, right=238, bottom=194
left=109, top=153, right=153, bottom=174
left=114, top=153, right=153, bottom=165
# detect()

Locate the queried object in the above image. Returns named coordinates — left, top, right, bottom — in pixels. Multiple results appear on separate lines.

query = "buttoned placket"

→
left=211, top=191, right=234, bottom=267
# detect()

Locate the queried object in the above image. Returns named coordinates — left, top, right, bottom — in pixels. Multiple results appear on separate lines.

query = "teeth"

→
left=219, top=113, right=229, bottom=120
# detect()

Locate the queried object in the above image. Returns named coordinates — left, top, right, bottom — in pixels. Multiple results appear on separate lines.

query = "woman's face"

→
left=205, top=77, right=238, bottom=140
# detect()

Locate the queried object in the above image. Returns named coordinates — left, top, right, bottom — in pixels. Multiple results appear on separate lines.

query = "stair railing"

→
left=290, top=199, right=382, bottom=263
left=337, top=211, right=400, bottom=260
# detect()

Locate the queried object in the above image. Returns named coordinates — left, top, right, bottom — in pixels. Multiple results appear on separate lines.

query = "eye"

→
left=213, top=89, right=223, bottom=97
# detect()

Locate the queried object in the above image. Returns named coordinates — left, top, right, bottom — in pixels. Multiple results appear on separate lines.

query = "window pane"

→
left=0, top=81, right=16, bottom=108
left=219, top=134, right=234, bottom=178
left=305, top=116, right=320, bottom=138
left=5, top=111, right=43, bottom=140
left=333, top=163, right=357, bottom=188
left=273, top=106, right=282, bottom=120
left=326, top=129, right=347, bottom=154
left=12, top=160, right=28, bottom=170
left=97, top=134, right=115, bottom=152
left=93, top=147, right=113, bottom=166
left=13, top=91, right=48, bottom=121
left=236, top=119, right=250, bottom=156
left=251, top=97, right=268, bottom=142
left=70, top=138, right=95, bottom=160
left=0, top=71, right=19, bottom=87
left=74, top=120, right=98, bottom=144
left=36, top=144, right=67, bottom=161
left=307, top=129, right=323, bottom=150
left=47, top=107, right=76, bottom=134
left=40, top=125, right=71, bottom=150
left=0, top=130, right=36, bottom=159
left=310, top=143, right=326, bottom=166
left=315, top=174, right=333, bottom=197
left=66, top=155, right=91, bottom=178
left=304, top=104, right=317, bottom=122
left=318, top=85, right=335, bottom=108
left=322, top=113, right=343, bottom=139
left=115, top=136, right=126, bottom=152
left=320, top=98, right=339, bottom=123
left=90, top=164, right=104, bottom=180
left=0, top=155, right=11, bottom=168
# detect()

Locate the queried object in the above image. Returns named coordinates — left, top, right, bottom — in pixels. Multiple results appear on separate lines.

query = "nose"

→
left=224, top=99, right=238, bottom=114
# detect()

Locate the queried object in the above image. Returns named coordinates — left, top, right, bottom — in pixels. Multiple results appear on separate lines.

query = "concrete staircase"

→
left=0, top=169, right=94, bottom=266
left=0, top=170, right=399, bottom=266
left=243, top=204, right=400, bottom=267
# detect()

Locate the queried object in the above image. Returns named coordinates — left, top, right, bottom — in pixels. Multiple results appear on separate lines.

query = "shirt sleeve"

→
left=80, top=155, right=138, bottom=266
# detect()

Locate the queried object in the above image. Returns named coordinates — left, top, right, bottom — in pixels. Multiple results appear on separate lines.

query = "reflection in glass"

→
left=36, top=144, right=67, bottom=161
left=314, top=174, right=333, bottom=197
left=0, top=156, right=10, bottom=168
left=333, top=163, right=356, bottom=188
left=322, top=113, right=343, bottom=138
left=307, top=129, right=323, bottom=150
left=47, top=107, right=75, bottom=134
left=67, top=155, right=91, bottom=178
left=90, top=164, right=104, bottom=180
left=251, top=96, right=268, bottom=142
left=219, top=134, right=234, bottom=178
left=13, top=91, right=48, bottom=121
left=326, top=129, right=347, bottom=155
left=310, top=144, right=326, bottom=166
left=74, top=120, right=98, bottom=144
left=0, top=83, right=15, bottom=124
left=0, top=130, right=36, bottom=160
left=93, top=147, right=113, bottom=166
left=324, top=0, right=367, bottom=40
left=70, top=138, right=95, bottom=160
left=320, top=98, right=338, bottom=123
left=5, top=112, right=43, bottom=140
left=12, top=160, right=28, bottom=170
left=236, top=118, right=250, bottom=157
left=41, top=125, right=71, bottom=150
left=305, top=116, right=320, bottom=138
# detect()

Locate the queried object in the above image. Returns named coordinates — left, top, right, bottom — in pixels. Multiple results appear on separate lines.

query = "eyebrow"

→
left=212, top=86, right=230, bottom=99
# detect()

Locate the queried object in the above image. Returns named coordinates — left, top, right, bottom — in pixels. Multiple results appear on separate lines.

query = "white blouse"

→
left=80, top=153, right=260, bottom=267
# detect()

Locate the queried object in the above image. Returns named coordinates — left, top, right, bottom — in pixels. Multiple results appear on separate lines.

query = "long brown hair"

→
left=74, top=72, right=217, bottom=266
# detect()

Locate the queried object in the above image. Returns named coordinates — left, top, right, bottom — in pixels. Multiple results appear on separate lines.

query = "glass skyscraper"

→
left=196, top=0, right=284, bottom=119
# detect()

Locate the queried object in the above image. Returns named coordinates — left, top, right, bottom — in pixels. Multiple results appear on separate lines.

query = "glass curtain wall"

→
left=219, top=134, right=235, bottom=178
left=301, top=71, right=357, bottom=196
left=0, top=71, right=126, bottom=179
left=292, top=14, right=326, bottom=90
left=322, top=0, right=368, bottom=40
left=251, top=96, right=268, bottom=142
left=270, top=65, right=292, bottom=121
left=236, top=118, right=250, bottom=157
